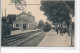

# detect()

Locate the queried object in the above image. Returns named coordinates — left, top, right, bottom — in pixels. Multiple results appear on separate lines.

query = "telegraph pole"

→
left=69, top=13, right=74, bottom=47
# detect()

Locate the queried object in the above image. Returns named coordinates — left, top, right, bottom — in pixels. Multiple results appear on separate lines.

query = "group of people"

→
left=54, top=26, right=68, bottom=35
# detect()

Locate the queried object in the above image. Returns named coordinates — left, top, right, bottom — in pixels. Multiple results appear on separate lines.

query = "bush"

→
left=2, top=22, right=11, bottom=37
left=11, top=28, right=19, bottom=31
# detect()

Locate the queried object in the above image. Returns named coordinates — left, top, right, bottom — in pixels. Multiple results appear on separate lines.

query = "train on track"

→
left=43, top=22, right=52, bottom=32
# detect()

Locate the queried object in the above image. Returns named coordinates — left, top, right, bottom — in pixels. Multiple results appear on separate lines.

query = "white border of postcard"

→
left=1, top=0, right=80, bottom=53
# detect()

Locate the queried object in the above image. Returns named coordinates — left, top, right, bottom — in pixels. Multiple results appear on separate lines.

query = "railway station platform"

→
left=11, top=29, right=41, bottom=35
left=38, top=30, right=71, bottom=47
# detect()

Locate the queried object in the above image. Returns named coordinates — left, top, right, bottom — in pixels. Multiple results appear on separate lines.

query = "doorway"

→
left=23, top=24, right=26, bottom=30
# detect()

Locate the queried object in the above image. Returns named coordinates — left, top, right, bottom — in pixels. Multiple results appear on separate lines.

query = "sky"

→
left=1, top=0, right=47, bottom=23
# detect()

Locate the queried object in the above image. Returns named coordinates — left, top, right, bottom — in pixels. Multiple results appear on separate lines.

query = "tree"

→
left=2, top=22, right=11, bottom=37
left=2, top=22, right=11, bottom=46
left=7, top=14, right=16, bottom=24
left=40, top=1, right=74, bottom=27
left=38, top=20, right=44, bottom=29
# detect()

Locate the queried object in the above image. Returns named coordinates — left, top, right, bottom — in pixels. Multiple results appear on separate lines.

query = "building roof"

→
left=13, top=18, right=29, bottom=23
left=17, top=12, right=35, bottom=18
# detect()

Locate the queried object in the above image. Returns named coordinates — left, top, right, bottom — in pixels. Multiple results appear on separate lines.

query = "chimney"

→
left=2, top=9, right=3, bottom=17
left=5, top=8, right=6, bottom=17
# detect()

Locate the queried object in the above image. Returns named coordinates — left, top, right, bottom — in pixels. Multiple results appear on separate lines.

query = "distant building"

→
left=13, top=12, right=36, bottom=30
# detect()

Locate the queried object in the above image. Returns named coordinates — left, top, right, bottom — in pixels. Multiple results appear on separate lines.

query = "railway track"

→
left=18, top=32, right=47, bottom=46
left=2, top=30, right=47, bottom=47
left=2, top=30, right=43, bottom=46
left=10, top=32, right=43, bottom=46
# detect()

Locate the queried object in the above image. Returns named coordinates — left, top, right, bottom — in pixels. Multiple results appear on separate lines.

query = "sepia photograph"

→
left=1, top=0, right=75, bottom=47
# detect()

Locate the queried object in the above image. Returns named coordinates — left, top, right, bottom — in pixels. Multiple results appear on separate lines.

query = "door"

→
left=23, top=24, right=26, bottom=30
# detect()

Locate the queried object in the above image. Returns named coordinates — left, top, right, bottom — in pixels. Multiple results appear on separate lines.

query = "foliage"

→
left=40, top=1, right=74, bottom=27
left=7, top=15, right=16, bottom=24
left=38, top=20, right=44, bottom=29
left=2, top=22, right=11, bottom=37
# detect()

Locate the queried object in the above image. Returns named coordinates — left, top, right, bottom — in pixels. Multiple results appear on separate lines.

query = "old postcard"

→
left=1, top=0, right=75, bottom=47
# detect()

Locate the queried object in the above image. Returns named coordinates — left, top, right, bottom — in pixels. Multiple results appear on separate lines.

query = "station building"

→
left=13, top=11, right=36, bottom=30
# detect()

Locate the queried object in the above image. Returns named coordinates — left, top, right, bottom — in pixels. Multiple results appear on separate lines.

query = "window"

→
left=16, top=24, right=19, bottom=27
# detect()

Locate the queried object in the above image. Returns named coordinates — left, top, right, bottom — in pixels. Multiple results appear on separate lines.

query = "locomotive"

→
left=43, top=22, right=52, bottom=32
